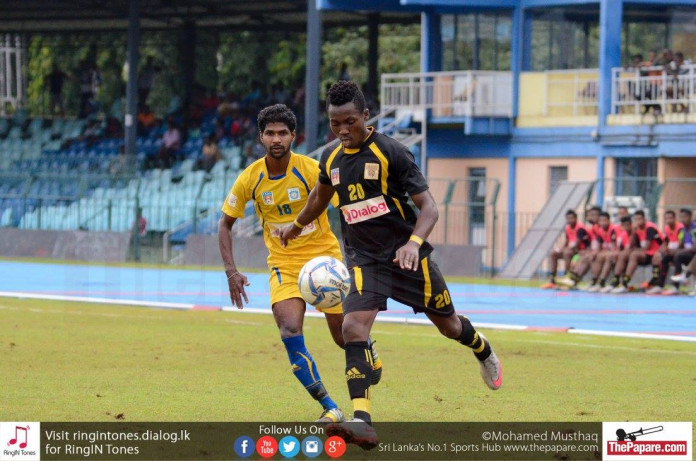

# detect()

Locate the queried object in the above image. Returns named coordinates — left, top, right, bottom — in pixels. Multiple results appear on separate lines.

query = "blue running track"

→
left=0, top=261, right=694, bottom=341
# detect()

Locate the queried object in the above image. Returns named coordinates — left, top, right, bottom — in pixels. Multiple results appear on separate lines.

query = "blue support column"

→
left=598, top=0, right=623, bottom=128
left=507, top=6, right=523, bottom=259
left=522, top=10, right=533, bottom=71
left=597, top=153, right=605, bottom=206
left=511, top=6, right=523, bottom=118
left=304, top=0, right=322, bottom=153
left=507, top=155, right=517, bottom=258
left=125, top=0, right=139, bottom=173
left=421, top=10, right=441, bottom=72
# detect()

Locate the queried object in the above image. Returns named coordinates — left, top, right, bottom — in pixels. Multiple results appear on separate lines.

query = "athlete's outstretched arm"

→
left=279, top=182, right=335, bottom=247
left=393, top=189, right=439, bottom=271
left=218, top=213, right=250, bottom=308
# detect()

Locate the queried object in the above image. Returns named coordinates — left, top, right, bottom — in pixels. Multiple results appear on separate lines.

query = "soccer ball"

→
left=298, top=256, right=351, bottom=309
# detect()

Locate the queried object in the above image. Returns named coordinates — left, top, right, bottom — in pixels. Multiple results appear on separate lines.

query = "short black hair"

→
left=679, top=208, right=693, bottom=216
left=634, top=210, right=645, bottom=218
left=620, top=216, right=632, bottom=224
left=618, top=206, right=629, bottom=210
left=665, top=210, right=676, bottom=218
left=326, top=80, right=366, bottom=112
left=589, top=205, right=602, bottom=213
left=257, top=104, right=296, bottom=133
left=566, top=209, right=577, bottom=218
left=599, top=211, right=610, bottom=219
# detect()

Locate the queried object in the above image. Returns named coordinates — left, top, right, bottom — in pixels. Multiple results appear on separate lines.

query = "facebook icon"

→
left=234, top=436, right=255, bottom=459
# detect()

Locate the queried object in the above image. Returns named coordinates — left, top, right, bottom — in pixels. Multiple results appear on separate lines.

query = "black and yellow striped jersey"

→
left=318, top=127, right=432, bottom=266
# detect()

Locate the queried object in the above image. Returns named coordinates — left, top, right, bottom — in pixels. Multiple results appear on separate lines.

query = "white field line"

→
left=1, top=291, right=695, bottom=343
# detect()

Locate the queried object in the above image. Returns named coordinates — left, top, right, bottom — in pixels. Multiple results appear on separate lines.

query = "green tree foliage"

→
left=24, top=24, right=421, bottom=118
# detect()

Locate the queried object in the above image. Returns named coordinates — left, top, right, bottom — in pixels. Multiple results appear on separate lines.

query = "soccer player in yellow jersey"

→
left=218, top=104, right=381, bottom=423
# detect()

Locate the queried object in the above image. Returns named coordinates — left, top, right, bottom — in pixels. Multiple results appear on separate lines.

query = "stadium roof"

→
left=0, top=0, right=419, bottom=33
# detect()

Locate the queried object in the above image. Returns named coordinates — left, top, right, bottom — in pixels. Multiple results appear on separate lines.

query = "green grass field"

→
left=1, top=297, right=695, bottom=426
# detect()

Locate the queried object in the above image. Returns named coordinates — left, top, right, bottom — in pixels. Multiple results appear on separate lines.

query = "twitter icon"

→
left=278, top=436, right=300, bottom=458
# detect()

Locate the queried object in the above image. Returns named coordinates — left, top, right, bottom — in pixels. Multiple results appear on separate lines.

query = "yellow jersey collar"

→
left=265, top=151, right=295, bottom=180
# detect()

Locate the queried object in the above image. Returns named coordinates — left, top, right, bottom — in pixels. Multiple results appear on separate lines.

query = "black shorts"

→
left=637, top=253, right=656, bottom=266
left=343, top=256, right=455, bottom=317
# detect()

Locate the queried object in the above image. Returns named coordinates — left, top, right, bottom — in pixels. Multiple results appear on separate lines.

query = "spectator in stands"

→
left=138, top=56, right=160, bottom=105
left=655, top=48, right=674, bottom=67
left=80, top=119, right=102, bottom=147
left=338, top=62, right=351, bottom=81
left=109, top=146, right=128, bottom=176
left=214, top=118, right=226, bottom=141
left=217, top=93, right=238, bottom=118
left=135, top=207, right=147, bottom=237
left=78, top=60, right=101, bottom=119
left=47, top=64, right=68, bottom=117
left=194, top=135, right=223, bottom=173
left=129, top=207, right=148, bottom=261
left=157, top=119, right=181, bottom=169
left=137, top=104, right=156, bottom=135
left=242, top=81, right=263, bottom=107
left=667, top=52, right=690, bottom=113
left=201, top=90, right=220, bottom=112
left=270, top=83, right=290, bottom=106
left=627, top=54, right=644, bottom=71
left=243, top=140, right=265, bottom=168
left=293, top=82, right=305, bottom=109
left=104, top=116, right=123, bottom=139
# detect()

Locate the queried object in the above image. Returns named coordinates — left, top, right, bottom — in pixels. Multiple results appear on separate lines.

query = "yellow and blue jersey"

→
left=221, top=152, right=342, bottom=272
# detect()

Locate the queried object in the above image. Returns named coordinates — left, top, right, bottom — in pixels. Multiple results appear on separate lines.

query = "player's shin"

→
left=455, top=315, right=492, bottom=360
left=282, top=335, right=338, bottom=411
left=344, top=341, right=374, bottom=424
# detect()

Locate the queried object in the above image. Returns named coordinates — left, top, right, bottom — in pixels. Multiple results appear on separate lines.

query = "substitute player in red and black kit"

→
left=609, top=210, right=663, bottom=293
left=280, top=81, right=501, bottom=449
left=541, top=210, right=592, bottom=289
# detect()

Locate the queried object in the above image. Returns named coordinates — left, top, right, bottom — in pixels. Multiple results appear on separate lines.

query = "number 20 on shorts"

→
left=434, top=290, right=451, bottom=308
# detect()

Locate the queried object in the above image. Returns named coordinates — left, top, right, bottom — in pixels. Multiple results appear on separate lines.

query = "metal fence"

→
left=381, top=70, right=513, bottom=117
left=612, top=65, right=696, bottom=115
left=545, top=69, right=599, bottom=116
left=658, top=178, right=696, bottom=218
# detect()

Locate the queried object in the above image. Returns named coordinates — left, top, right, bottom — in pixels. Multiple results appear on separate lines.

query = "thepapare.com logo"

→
left=603, top=422, right=692, bottom=460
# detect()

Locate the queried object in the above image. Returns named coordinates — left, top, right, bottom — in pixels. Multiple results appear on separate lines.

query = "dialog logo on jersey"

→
left=287, top=187, right=301, bottom=202
left=341, top=195, right=389, bottom=224
left=602, top=422, right=692, bottom=460
left=262, top=191, right=274, bottom=205
left=330, top=168, right=340, bottom=185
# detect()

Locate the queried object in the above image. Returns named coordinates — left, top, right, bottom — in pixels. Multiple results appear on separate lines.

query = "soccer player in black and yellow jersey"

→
left=218, top=104, right=381, bottom=423
left=280, top=82, right=502, bottom=449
